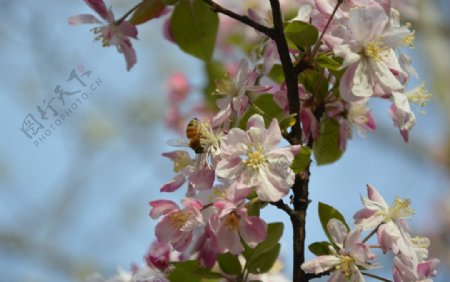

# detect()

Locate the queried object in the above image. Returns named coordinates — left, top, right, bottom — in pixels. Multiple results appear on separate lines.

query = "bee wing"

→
left=167, top=138, right=189, bottom=147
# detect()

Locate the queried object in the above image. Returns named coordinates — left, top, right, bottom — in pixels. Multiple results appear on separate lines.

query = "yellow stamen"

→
left=402, top=31, right=415, bottom=47
left=365, top=41, right=383, bottom=61
left=169, top=211, right=189, bottom=229
left=243, top=145, right=267, bottom=170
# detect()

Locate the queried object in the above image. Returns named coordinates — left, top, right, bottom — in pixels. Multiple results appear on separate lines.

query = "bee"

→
left=168, top=118, right=219, bottom=156
left=186, top=118, right=207, bottom=154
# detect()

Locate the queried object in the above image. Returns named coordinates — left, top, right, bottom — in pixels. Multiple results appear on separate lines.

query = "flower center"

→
left=224, top=211, right=241, bottom=230
left=387, top=197, right=414, bottom=221
left=364, top=41, right=383, bottom=61
left=336, top=256, right=354, bottom=277
left=169, top=211, right=189, bottom=229
left=243, top=145, right=267, bottom=170
left=215, top=74, right=239, bottom=97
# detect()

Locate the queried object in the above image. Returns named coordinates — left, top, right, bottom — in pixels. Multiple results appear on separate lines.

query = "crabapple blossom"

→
left=144, top=241, right=171, bottom=271
left=334, top=4, right=413, bottom=101
left=69, top=0, right=438, bottom=280
left=209, top=200, right=267, bottom=255
left=393, top=256, right=439, bottom=282
left=192, top=225, right=218, bottom=268
left=149, top=198, right=205, bottom=252
left=160, top=150, right=214, bottom=195
left=301, top=219, right=378, bottom=281
left=354, top=184, right=418, bottom=261
left=68, top=0, right=138, bottom=70
left=216, top=114, right=300, bottom=202
left=212, top=59, right=271, bottom=127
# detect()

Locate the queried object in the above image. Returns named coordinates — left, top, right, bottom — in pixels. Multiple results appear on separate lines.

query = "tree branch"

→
left=268, top=1, right=312, bottom=282
left=269, top=0, right=301, bottom=145
left=202, top=0, right=274, bottom=38
left=270, top=199, right=296, bottom=218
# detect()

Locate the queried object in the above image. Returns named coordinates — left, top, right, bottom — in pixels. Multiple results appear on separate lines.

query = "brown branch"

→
left=268, top=1, right=313, bottom=282
left=269, top=0, right=301, bottom=145
left=270, top=199, right=296, bottom=218
left=202, top=0, right=274, bottom=38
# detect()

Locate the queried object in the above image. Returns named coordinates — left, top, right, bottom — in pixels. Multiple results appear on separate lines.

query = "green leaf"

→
left=246, top=200, right=268, bottom=217
left=312, top=118, right=344, bottom=165
left=308, top=241, right=332, bottom=256
left=298, top=69, right=329, bottom=100
left=238, top=94, right=283, bottom=129
left=291, top=146, right=311, bottom=173
left=247, top=243, right=281, bottom=274
left=129, top=0, right=166, bottom=25
left=316, top=54, right=343, bottom=71
left=268, top=64, right=285, bottom=84
left=318, top=202, right=349, bottom=243
left=170, top=0, right=218, bottom=61
left=167, top=260, right=223, bottom=282
left=285, top=21, right=319, bottom=48
left=244, top=222, right=283, bottom=263
left=217, top=253, right=242, bottom=275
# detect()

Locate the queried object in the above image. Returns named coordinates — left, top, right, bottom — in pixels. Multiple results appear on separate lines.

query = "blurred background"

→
left=0, top=0, right=449, bottom=281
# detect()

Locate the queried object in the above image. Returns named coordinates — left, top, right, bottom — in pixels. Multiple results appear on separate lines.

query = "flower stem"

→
left=248, top=101, right=273, bottom=122
left=115, top=1, right=144, bottom=25
left=311, top=0, right=343, bottom=58
left=202, top=0, right=274, bottom=38
left=362, top=223, right=382, bottom=243
left=361, top=272, right=393, bottom=282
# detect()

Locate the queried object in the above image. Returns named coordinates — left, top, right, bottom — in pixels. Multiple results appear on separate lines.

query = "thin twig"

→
left=202, top=0, right=274, bottom=38
left=362, top=223, right=382, bottom=243
left=115, top=0, right=144, bottom=25
left=311, top=0, right=343, bottom=58
left=361, top=272, right=393, bottom=282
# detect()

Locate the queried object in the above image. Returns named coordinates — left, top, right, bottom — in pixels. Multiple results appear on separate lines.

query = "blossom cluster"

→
left=302, top=185, right=439, bottom=282
left=153, top=112, right=300, bottom=266
left=68, top=0, right=439, bottom=281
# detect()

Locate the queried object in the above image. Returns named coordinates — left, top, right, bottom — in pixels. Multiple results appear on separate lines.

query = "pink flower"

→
left=69, top=0, right=138, bottom=71
left=392, top=236, right=440, bottom=282
left=167, top=72, right=191, bottom=104
left=160, top=150, right=214, bottom=195
left=192, top=225, right=218, bottom=268
left=149, top=198, right=205, bottom=252
left=212, top=59, right=271, bottom=127
left=301, top=219, right=378, bottom=281
left=394, top=257, right=439, bottom=282
left=354, top=184, right=415, bottom=257
left=144, top=241, right=171, bottom=271
left=216, top=114, right=300, bottom=202
left=334, top=4, right=414, bottom=101
left=210, top=200, right=267, bottom=255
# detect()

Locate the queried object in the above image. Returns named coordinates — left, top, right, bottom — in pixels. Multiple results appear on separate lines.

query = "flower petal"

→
left=68, top=14, right=101, bottom=25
